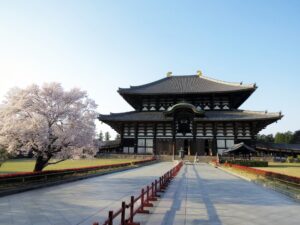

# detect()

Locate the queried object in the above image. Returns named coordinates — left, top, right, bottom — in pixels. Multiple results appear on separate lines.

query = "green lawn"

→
left=0, top=158, right=140, bottom=174
left=255, top=162, right=300, bottom=178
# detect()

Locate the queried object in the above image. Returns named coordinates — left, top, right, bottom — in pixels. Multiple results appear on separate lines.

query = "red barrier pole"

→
left=127, top=196, right=140, bottom=225
left=155, top=179, right=160, bottom=197
left=137, top=188, right=150, bottom=214
left=129, top=196, right=134, bottom=223
left=108, top=211, right=113, bottom=225
left=150, top=182, right=157, bottom=201
left=163, top=173, right=168, bottom=188
left=163, top=174, right=167, bottom=188
left=141, top=188, right=144, bottom=210
left=159, top=177, right=164, bottom=191
left=144, top=186, right=153, bottom=207
left=121, top=201, right=126, bottom=225
left=146, top=186, right=150, bottom=202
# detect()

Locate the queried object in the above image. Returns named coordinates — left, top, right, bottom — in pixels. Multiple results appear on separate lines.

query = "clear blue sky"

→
left=0, top=0, right=299, bottom=137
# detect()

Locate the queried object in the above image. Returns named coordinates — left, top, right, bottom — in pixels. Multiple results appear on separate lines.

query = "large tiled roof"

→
left=99, top=110, right=282, bottom=122
left=118, top=75, right=256, bottom=95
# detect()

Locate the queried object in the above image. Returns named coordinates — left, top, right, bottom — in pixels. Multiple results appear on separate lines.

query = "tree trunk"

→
left=34, top=155, right=50, bottom=172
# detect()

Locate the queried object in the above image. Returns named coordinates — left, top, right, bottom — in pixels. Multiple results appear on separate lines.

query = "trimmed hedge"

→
left=223, top=160, right=268, bottom=167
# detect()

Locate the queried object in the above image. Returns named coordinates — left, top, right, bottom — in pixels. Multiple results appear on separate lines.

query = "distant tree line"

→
left=257, top=130, right=300, bottom=144
left=98, top=131, right=120, bottom=142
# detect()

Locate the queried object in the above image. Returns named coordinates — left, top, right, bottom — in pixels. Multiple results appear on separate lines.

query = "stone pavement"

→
left=0, top=162, right=175, bottom=225
left=136, top=163, right=300, bottom=225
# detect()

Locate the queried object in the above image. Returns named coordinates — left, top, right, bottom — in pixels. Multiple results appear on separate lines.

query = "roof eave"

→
left=118, top=87, right=256, bottom=95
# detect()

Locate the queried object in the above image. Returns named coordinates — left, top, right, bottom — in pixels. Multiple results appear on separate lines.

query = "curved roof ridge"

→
left=241, top=110, right=282, bottom=115
left=200, top=75, right=255, bottom=88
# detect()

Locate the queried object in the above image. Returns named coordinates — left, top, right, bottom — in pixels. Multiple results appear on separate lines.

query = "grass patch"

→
left=254, top=162, right=300, bottom=178
left=0, top=158, right=140, bottom=174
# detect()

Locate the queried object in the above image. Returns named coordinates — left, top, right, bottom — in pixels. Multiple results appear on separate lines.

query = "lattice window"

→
left=244, top=123, right=251, bottom=136
left=138, top=123, right=145, bottom=137
left=156, top=124, right=164, bottom=136
left=205, top=123, right=213, bottom=136
left=146, top=124, right=154, bottom=136
left=216, top=123, right=224, bottom=136
left=165, top=124, right=172, bottom=136
left=196, top=123, right=204, bottom=136
left=138, top=138, right=153, bottom=154
left=237, top=123, right=244, bottom=136
left=226, top=123, right=234, bottom=136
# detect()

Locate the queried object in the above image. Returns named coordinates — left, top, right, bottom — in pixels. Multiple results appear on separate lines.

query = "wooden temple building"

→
left=99, top=73, right=283, bottom=156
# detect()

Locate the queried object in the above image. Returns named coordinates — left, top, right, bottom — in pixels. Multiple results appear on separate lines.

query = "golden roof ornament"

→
left=197, top=70, right=202, bottom=77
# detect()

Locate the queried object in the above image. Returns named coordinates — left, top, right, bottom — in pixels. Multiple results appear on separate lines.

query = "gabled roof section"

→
left=98, top=110, right=282, bottom=133
left=223, top=142, right=257, bottom=154
left=99, top=110, right=282, bottom=122
left=118, top=75, right=256, bottom=95
left=164, top=102, right=205, bottom=117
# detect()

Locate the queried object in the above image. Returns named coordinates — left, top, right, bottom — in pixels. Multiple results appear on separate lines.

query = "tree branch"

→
left=47, top=158, right=67, bottom=165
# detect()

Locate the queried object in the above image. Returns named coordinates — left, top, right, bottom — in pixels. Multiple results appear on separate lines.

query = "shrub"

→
left=286, top=156, right=294, bottom=163
left=224, top=160, right=268, bottom=167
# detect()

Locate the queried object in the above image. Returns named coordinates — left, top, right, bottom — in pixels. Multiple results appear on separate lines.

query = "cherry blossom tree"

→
left=0, top=83, right=97, bottom=171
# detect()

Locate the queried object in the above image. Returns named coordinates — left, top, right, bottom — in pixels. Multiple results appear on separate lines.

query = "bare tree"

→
left=0, top=83, right=97, bottom=171
left=99, top=130, right=104, bottom=142
left=104, top=131, right=111, bottom=141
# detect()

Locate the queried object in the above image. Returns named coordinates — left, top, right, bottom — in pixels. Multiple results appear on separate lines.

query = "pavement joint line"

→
left=183, top=163, right=189, bottom=225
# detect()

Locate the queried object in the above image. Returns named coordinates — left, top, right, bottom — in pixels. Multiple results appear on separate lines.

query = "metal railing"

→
left=93, top=161, right=183, bottom=225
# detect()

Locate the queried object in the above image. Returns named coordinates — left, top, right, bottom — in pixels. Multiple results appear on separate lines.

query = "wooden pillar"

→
left=192, top=121, right=197, bottom=139
left=233, top=122, right=238, bottom=143
left=120, top=123, right=124, bottom=153
left=242, top=122, right=246, bottom=137
left=203, top=122, right=207, bottom=137
left=172, top=120, right=176, bottom=160
left=250, top=122, right=256, bottom=149
left=192, top=121, right=196, bottom=156
left=153, top=123, right=157, bottom=155
left=212, top=122, right=218, bottom=156
left=134, top=123, right=138, bottom=154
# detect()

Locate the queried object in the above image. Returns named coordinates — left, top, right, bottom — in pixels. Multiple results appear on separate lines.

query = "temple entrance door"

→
left=184, top=139, right=190, bottom=155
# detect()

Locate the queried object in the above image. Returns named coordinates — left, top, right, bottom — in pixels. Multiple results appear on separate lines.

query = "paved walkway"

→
left=136, top=163, right=300, bottom=225
left=0, top=162, right=175, bottom=225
